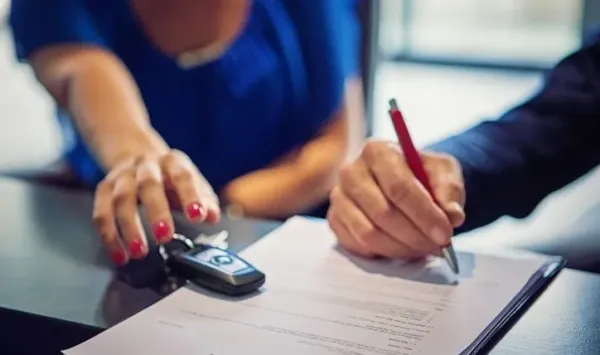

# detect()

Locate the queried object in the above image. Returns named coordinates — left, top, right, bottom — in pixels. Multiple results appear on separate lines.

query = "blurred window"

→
left=380, top=0, right=584, bottom=69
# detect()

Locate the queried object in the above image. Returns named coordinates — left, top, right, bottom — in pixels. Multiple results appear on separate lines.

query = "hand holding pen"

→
left=387, top=99, right=460, bottom=273
left=327, top=100, right=465, bottom=272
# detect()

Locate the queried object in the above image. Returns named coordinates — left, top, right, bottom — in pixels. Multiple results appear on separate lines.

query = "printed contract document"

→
left=64, top=217, right=563, bottom=355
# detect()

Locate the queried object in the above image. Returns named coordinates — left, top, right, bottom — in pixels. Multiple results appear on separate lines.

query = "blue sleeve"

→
left=429, top=33, right=600, bottom=234
left=282, top=0, right=361, bottom=131
left=9, top=0, right=107, bottom=61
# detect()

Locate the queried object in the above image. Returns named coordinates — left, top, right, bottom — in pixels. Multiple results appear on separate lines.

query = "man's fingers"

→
left=339, top=161, right=439, bottom=255
left=93, top=180, right=128, bottom=266
left=431, top=174, right=466, bottom=228
left=363, top=142, right=453, bottom=247
left=329, top=187, right=418, bottom=259
left=327, top=206, right=374, bottom=258
left=112, top=169, right=148, bottom=260
left=136, top=157, right=174, bottom=244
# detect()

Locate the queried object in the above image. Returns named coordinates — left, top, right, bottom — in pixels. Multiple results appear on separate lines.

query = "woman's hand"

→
left=92, top=149, right=220, bottom=266
left=327, top=140, right=465, bottom=260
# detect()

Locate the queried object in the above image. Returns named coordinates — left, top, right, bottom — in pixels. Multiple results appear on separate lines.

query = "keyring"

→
left=158, top=233, right=196, bottom=261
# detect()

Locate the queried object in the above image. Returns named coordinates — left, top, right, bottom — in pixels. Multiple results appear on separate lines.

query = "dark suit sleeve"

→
left=428, top=34, right=600, bottom=234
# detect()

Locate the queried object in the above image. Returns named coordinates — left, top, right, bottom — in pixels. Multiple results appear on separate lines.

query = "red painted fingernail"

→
left=152, top=221, right=171, bottom=242
left=186, top=202, right=206, bottom=220
left=129, top=239, right=144, bottom=256
left=110, top=250, right=127, bottom=266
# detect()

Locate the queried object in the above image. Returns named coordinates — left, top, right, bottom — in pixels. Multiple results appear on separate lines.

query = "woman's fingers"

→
left=136, top=157, right=174, bottom=244
left=92, top=150, right=222, bottom=267
left=161, top=150, right=220, bottom=223
left=161, top=151, right=207, bottom=222
left=112, top=168, right=148, bottom=260
left=93, top=179, right=128, bottom=266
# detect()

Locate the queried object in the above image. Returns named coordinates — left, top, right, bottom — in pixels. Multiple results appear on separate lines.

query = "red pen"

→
left=387, top=98, right=459, bottom=274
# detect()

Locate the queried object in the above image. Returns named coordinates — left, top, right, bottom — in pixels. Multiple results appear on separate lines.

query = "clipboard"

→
left=462, top=255, right=566, bottom=354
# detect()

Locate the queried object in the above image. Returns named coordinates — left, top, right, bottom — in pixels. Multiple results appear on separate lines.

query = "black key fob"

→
left=163, top=236, right=265, bottom=296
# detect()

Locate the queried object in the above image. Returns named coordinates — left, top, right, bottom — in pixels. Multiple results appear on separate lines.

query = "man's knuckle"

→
left=388, top=178, right=411, bottom=202
left=327, top=214, right=342, bottom=234
left=325, top=209, right=334, bottom=223
left=328, top=186, right=341, bottom=203
left=357, top=225, right=377, bottom=243
left=338, top=164, right=355, bottom=184
left=429, top=151, right=448, bottom=160
left=444, top=153, right=459, bottom=165
left=371, top=204, right=392, bottom=222
left=436, top=152, right=459, bottom=169
left=447, top=179, right=464, bottom=194
left=362, top=140, right=383, bottom=159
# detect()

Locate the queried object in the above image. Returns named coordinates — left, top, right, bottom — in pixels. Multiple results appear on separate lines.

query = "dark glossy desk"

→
left=0, top=177, right=598, bottom=354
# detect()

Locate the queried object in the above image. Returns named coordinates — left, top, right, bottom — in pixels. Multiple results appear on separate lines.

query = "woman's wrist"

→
left=98, top=127, right=170, bottom=170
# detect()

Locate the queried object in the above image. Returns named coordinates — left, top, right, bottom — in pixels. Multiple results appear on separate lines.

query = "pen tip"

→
left=388, top=98, right=398, bottom=110
left=442, top=246, right=460, bottom=274
left=452, top=263, right=460, bottom=274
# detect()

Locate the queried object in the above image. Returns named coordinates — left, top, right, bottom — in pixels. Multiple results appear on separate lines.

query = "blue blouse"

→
left=10, top=0, right=360, bottom=192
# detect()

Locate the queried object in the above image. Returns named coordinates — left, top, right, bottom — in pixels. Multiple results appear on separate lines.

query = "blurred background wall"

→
left=0, top=0, right=63, bottom=172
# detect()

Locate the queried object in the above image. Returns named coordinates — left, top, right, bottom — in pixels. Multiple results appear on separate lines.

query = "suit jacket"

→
left=429, top=33, right=600, bottom=234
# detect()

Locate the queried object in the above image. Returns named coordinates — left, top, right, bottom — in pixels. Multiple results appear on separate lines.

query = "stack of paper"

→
left=64, top=217, right=561, bottom=355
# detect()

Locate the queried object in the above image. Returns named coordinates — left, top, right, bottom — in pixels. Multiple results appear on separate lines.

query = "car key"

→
left=160, top=234, right=265, bottom=296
